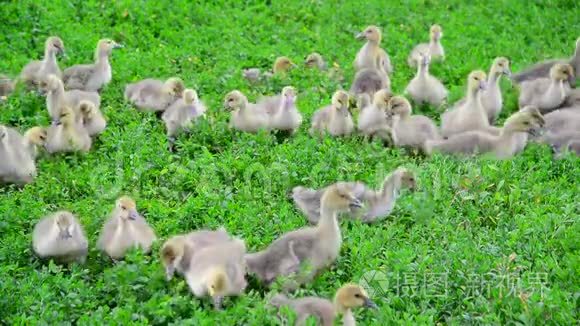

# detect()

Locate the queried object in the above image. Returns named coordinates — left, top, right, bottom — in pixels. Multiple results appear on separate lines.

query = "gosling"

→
left=441, top=70, right=497, bottom=137
left=404, top=52, right=448, bottom=107
left=19, top=36, right=65, bottom=90
left=293, top=167, right=417, bottom=224
left=125, top=77, right=185, bottom=112
left=97, top=196, right=157, bottom=260
left=270, top=283, right=377, bottom=326
left=224, top=90, right=269, bottom=133
left=79, top=100, right=106, bottom=137
left=518, top=63, right=574, bottom=113
left=184, top=238, right=247, bottom=310
left=385, top=96, right=441, bottom=149
left=0, top=126, right=42, bottom=185
left=160, top=228, right=231, bottom=281
left=245, top=184, right=362, bottom=288
left=162, top=89, right=207, bottom=140
left=407, top=24, right=445, bottom=66
left=259, top=86, right=303, bottom=133
left=424, top=108, right=546, bottom=159
left=45, top=106, right=92, bottom=154
left=32, top=211, right=88, bottom=264
left=310, top=90, right=354, bottom=137
left=63, top=39, right=123, bottom=92
left=357, top=89, right=392, bottom=139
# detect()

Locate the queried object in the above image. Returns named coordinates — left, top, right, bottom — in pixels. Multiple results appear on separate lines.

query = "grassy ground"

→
left=1, top=0, right=579, bottom=324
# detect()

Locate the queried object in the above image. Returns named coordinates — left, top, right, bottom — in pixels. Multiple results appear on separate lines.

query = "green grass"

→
left=1, top=0, right=579, bottom=324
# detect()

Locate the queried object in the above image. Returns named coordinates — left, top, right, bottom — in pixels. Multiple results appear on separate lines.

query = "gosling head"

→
left=207, top=267, right=229, bottom=310
left=305, top=52, right=324, bottom=69
left=550, top=63, right=574, bottom=83
left=273, top=56, right=297, bottom=74
left=54, top=211, right=75, bottom=239
left=116, top=196, right=140, bottom=221
left=467, top=70, right=488, bottom=92
left=56, top=106, right=75, bottom=126
left=356, top=25, right=382, bottom=43
left=79, top=100, right=97, bottom=119
left=183, top=89, right=199, bottom=106
left=38, top=74, right=62, bottom=95
left=387, top=96, right=412, bottom=119
left=418, top=51, right=431, bottom=67
left=46, top=36, right=65, bottom=56
left=24, top=127, right=47, bottom=146
left=395, top=167, right=417, bottom=191
left=430, top=24, right=443, bottom=41
left=281, top=86, right=297, bottom=106
left=506, top=106, right=545, bottom=135
left=160, top=237, right=186, bottom=281
left=334, top=283, right=377, bottom=312
left=224, top=90, right=248, bottom=111
left=373, top=89, right=393, bottom=111
left=322, top=182, right=363, bottom=213
left=332, top=90, right=350, bottom=116
left=492, top=57, right=511, bottom=77
left=163, top=77, right=185, bottom=98
left=97, top=39, right=123, bottom=57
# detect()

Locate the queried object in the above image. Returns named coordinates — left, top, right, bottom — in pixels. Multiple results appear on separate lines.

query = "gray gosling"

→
left=19, top=36, right=65, bottom=90
left=63, top=39, right=123, bottom=92
left=270, top=283, right=377, bottom=326
left=97, top=196, right=157, bottom=260
left=32, top=211, right=88, bottom=264
left=245, top=183, right=362, bottom=288
left=292, top=167, right=417, bottom=224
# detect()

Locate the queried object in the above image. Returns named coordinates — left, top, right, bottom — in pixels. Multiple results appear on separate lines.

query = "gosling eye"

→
left=121, top=205, right=127, bottom=210
left=474, top=77, right=479, bottom=81
left=354, top=293, right=362, bottom=298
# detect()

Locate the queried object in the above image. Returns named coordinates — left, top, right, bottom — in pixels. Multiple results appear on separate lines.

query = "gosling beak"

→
left=503, top=69, right=512, bottom=77
left=568, top=75, right=576, bottom=86
left=356, top=32, right=365, bottom=40
left=527, top=127, right=540, bottom=137
left=285, top=95, right=296, bottom=105
left=61, top=230, right=72, bottom=239
left=129, top=210, right=139, bottom=220
left=363, top=297, right=378, bottom=309
left=113, top=43, right=124, bottom=49
left=55, top=46, right=66, bottom=56
left=350, top=198, right=363, bottom=209
left=52, top=119, right=61, bottom=126
left=479, top=80, right=488, bottom=91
